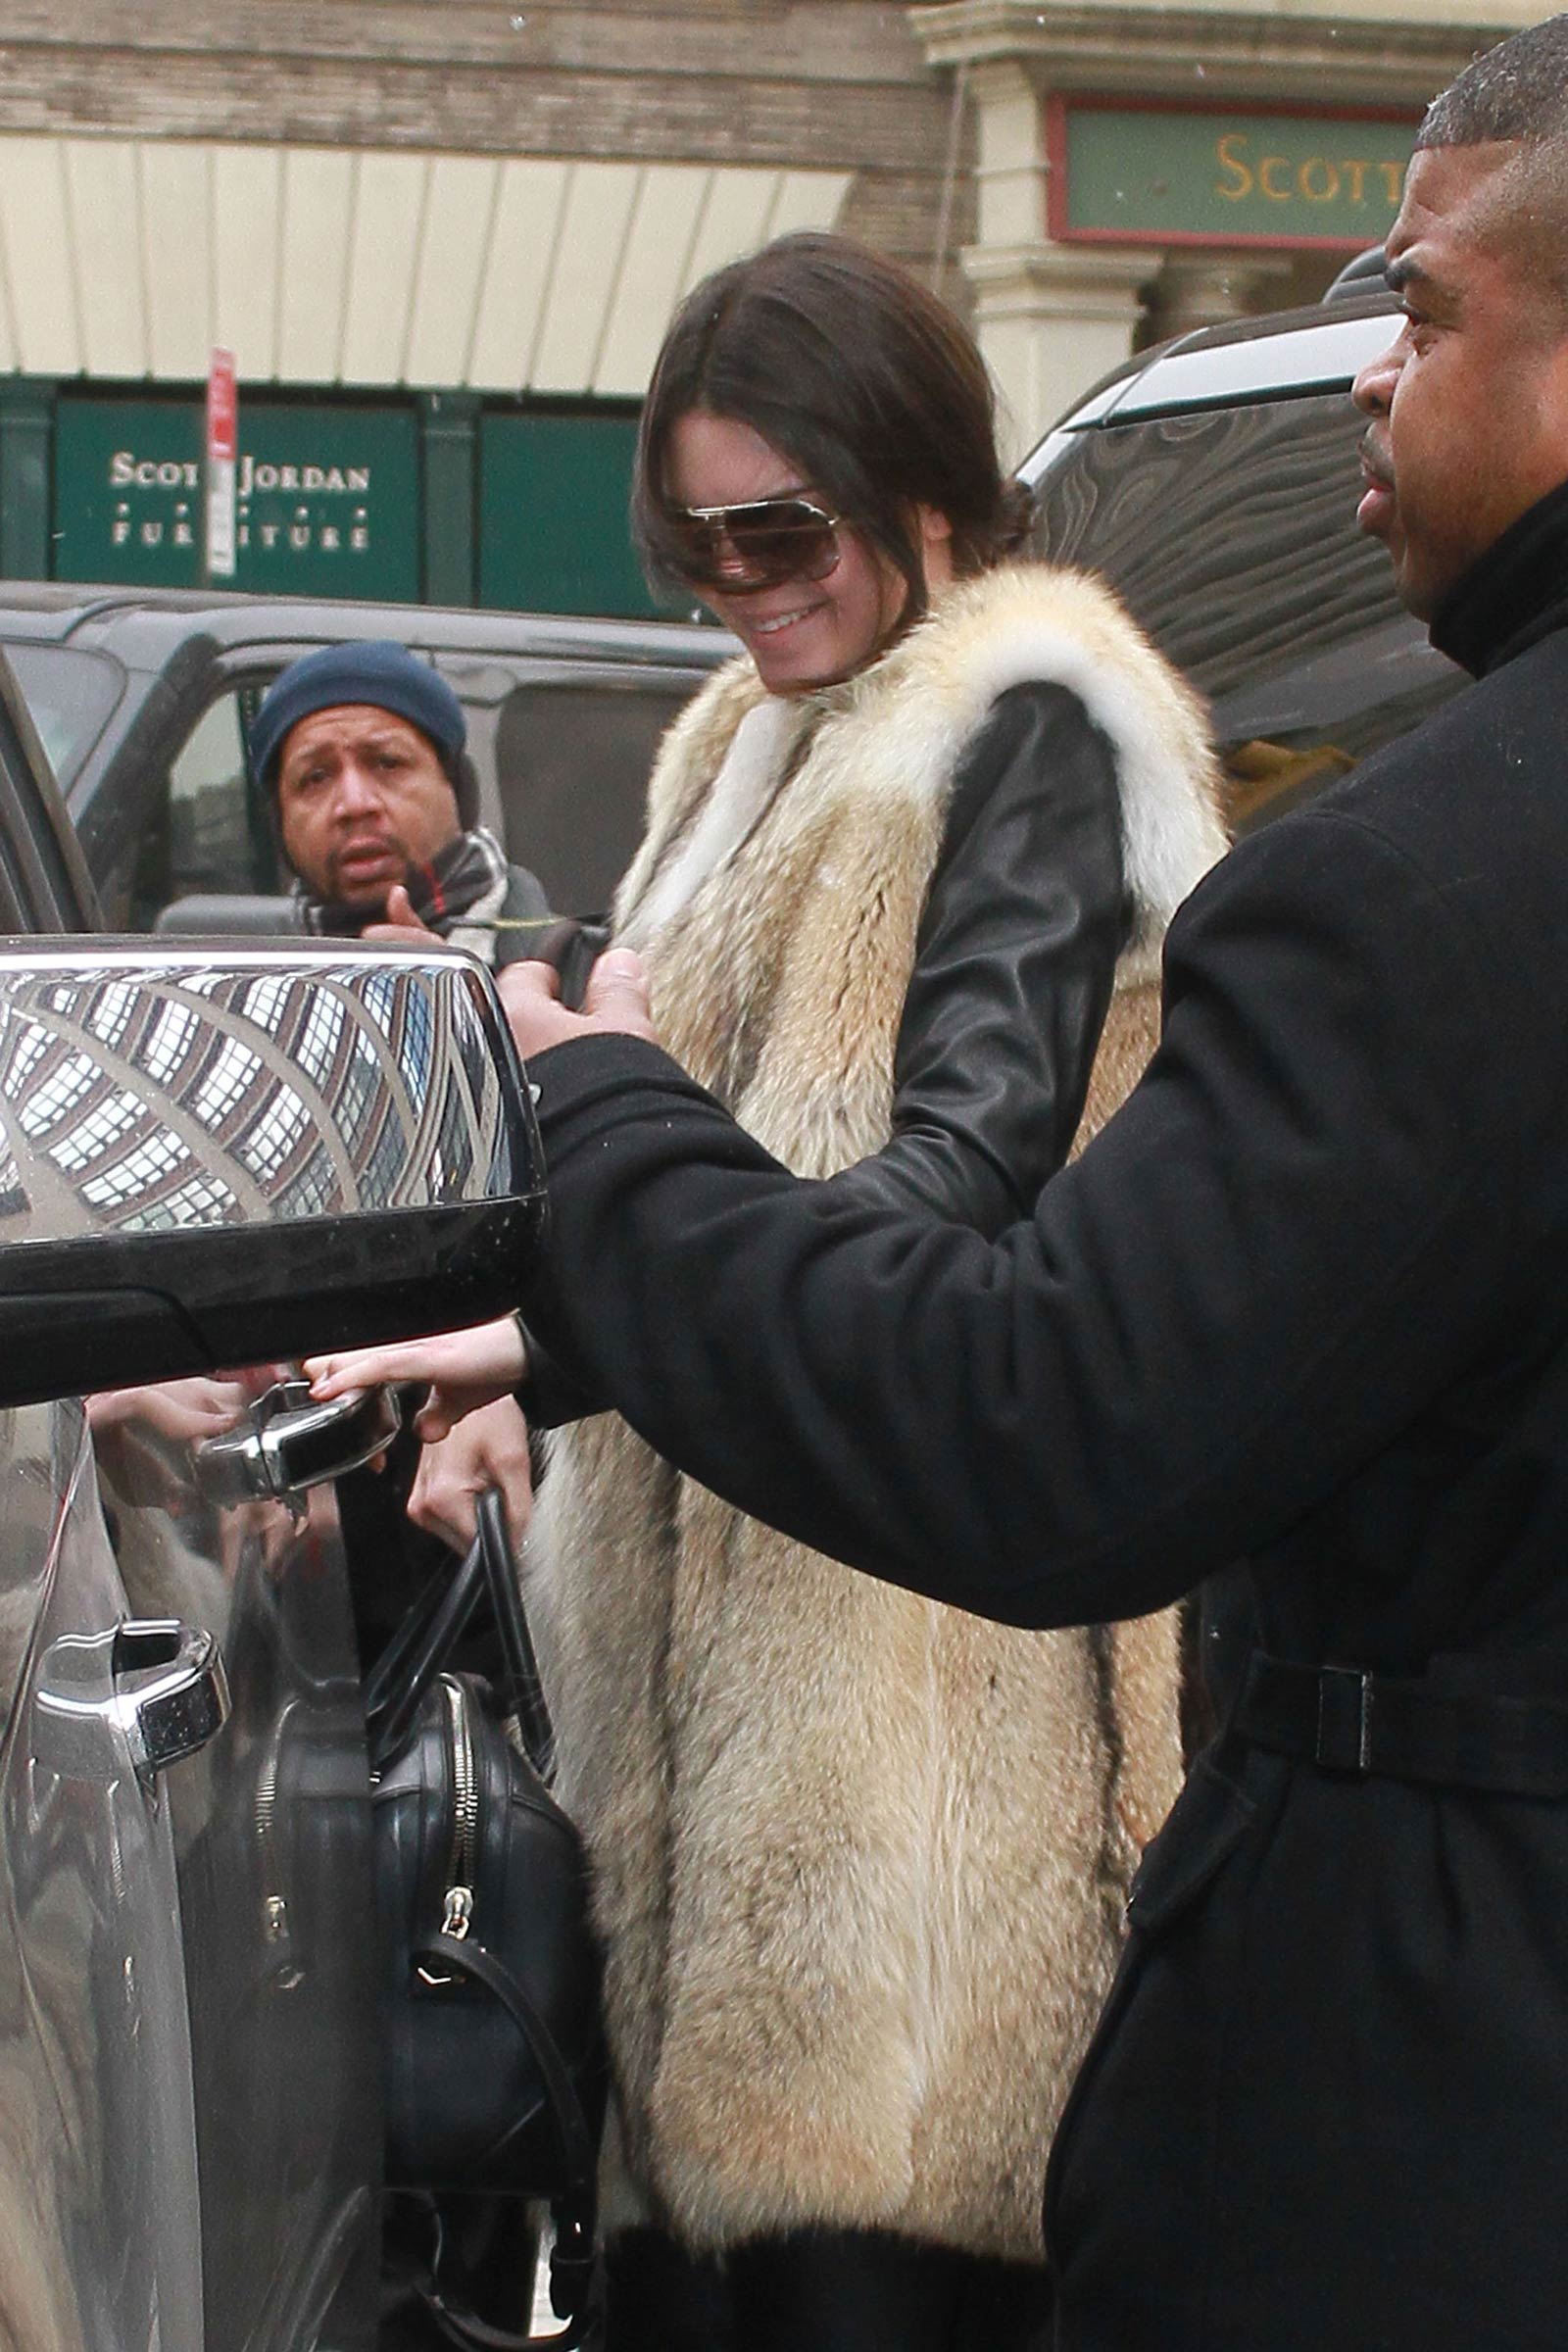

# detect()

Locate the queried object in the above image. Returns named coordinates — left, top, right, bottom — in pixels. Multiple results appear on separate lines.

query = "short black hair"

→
left=1418, top=14, right=1568, bottom=150
left=1415, top=16, right=1568, bottom=311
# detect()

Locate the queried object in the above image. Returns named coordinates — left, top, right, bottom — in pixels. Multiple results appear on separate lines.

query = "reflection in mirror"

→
left=0, top=944, right=532, bottom=1248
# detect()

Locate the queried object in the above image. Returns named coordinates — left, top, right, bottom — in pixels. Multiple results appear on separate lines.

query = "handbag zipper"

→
left=255, top=1700, right=304, bottom=1987
left=439, top=1673, right=476, bottom=1942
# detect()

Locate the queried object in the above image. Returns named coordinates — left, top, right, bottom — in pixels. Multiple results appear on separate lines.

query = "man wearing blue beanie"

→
left=249, top=639, right=550, bottom=965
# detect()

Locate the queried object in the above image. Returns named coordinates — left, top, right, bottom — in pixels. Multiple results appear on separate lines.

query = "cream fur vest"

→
left=526, top=565, right=1228, bottom=2260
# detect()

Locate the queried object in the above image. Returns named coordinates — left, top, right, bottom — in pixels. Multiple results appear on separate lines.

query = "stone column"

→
left=958, top=61, right=1158, bottom=458
left=1146, top=252, right=1300, bottom=340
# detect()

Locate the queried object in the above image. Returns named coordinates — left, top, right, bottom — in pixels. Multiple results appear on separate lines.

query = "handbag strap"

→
left=411, top=1929, right=599, bottom=2343
left=474, top=1487, right=556, bottom=1782
left=366, top=1528, right=487, bottom=1775
left=410, top=2198, right=598, bottom=2352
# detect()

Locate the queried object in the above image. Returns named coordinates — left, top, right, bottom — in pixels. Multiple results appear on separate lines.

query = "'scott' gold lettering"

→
left=1215, top=132, right=1252, bottom=201
left=1210, top=127, right=1408, bottom=217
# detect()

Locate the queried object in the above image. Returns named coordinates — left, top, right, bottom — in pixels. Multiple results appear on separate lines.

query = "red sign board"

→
left=206, top=350, right=237, bottom=461
left=205, top=348, right=237, bottom=576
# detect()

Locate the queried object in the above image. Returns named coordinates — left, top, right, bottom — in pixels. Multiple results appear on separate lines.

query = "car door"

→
left=0, top=661, right=381, bottom=2352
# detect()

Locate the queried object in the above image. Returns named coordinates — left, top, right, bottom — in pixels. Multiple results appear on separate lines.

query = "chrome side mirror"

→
left=0, top=940, right=544, bottom=1406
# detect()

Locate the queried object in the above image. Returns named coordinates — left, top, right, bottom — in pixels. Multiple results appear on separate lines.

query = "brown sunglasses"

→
left=656, top=496, right=843, bottom=591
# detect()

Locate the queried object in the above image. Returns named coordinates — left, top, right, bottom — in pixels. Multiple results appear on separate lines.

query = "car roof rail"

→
left=1323, top=246, right=1387, bottom=304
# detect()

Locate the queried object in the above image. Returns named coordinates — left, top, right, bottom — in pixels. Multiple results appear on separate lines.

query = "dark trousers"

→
left=603, top=2223, right=1052, bottom=2352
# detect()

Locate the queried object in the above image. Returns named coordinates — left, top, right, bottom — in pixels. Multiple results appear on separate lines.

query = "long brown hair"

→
left=634, top=232, right=1032, bottom=624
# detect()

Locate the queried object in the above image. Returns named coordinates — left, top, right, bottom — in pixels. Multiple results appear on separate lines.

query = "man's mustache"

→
left=1358, top=426, right=1395, bottom=490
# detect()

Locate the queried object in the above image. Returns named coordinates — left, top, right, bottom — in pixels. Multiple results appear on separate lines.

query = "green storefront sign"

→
left=54, top=399, right=419, bottom=600
left=479, top=412, right=674, bottom=622
left=1052, top=102, right=1418, bottom=248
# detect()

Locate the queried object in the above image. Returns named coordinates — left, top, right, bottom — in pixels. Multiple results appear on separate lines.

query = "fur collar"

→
left=620, top=562, right=1225, bottom=970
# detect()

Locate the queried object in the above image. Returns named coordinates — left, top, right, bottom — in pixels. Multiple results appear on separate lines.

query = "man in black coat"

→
left=474, top=22, right=1568, bottom=2345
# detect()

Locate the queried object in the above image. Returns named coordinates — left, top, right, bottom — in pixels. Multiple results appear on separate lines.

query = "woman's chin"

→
left=751, top=632, right=853, bottom=694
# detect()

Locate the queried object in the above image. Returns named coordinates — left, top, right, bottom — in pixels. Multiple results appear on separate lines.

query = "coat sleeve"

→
left=522, top=680, right=1127, bottom=1422
left=517, top=805, right=1515, bottom=1627
left=829, top=680, right=1127, bottom=1235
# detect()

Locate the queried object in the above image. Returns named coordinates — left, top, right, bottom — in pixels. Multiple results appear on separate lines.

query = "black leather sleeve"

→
left=522, top=680, right=1127, bottom=1427
left=827, top=681, right=1128, bottom=1236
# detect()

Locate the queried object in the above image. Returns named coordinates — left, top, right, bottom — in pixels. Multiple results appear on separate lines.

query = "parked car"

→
left=0, top=650, right=544, bottom=2350
left=1021, top=282, right=1463, bottom=829
left=0, top=587, right=732, bottom=934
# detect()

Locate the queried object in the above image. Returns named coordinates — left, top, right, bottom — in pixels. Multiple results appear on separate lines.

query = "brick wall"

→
left=0, top=3, right=975, bottom=302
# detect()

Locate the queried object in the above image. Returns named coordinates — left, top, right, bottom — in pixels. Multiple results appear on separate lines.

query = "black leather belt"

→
left=1235, top=1650, right=1568, bottom=1798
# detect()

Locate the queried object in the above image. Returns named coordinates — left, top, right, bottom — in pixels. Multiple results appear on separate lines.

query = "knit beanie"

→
left=249, top=641, right=477, bottom=825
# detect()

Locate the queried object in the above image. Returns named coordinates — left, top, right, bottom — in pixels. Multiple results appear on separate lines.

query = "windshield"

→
left=3, top=641, right=125, bottom=787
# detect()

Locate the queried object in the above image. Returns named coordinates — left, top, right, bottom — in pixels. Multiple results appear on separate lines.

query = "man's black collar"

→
left=1430, top=475, right=1568, bottom=678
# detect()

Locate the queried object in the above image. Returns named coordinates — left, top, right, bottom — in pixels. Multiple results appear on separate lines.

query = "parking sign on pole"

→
left=205, top=350, right=237, bottom=581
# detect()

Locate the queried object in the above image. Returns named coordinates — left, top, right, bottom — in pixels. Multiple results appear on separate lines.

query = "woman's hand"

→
left=85, top=1377, right=251, bottom=1511
left=407, top=1396, right=534, bottom=1553
left=497, top=949, right=660, bottom=1061
left=86, top=1376, right=249, bottom=1444
left=303, top=1316, right=527, bottom=1440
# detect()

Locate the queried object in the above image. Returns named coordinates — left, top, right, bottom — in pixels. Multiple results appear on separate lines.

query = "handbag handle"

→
left=474, top=1487, right=555, bottom=1781
left=366, top=1527, right=487, bottom=1775
left=411, top=1929, right=599, bottom=2347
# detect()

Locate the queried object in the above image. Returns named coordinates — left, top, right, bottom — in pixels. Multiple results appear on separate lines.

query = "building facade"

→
left=0, top=0, right=1546, bottom=611
left=908, top=0, right=1545, bottom=460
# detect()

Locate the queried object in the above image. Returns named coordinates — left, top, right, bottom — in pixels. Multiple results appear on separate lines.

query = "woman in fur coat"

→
left=311, top=232, right=1226, bottom=2349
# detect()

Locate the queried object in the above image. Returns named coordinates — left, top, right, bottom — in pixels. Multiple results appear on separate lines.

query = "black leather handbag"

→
left=368, top=1487, right=604, bottom=2344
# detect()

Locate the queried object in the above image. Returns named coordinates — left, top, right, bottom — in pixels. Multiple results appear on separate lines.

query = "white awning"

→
left=0, top=135, right=852, bottom=395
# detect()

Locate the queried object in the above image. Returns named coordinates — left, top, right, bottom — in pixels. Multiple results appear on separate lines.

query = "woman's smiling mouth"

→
left=750, top=602, right=823, bottom=637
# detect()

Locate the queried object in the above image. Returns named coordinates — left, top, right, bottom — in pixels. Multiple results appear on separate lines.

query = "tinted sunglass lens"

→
left=668, top=502, right=839, bottom=588
left=729, top=510, right=839, bottom=583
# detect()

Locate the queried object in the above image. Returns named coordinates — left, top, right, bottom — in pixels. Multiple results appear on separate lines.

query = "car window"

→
left=0, top=658, right=98, bottom=929
left=4, top=642, right=125, bottom=789
left=489, top=677, right=699, bottom=916
left=106, top=687, right=279, bottom=929
left=1029, top=388, right=1463, bottom=831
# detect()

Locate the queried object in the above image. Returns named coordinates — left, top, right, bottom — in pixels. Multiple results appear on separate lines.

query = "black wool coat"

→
left=519, top=479, right=1568, bottom=2351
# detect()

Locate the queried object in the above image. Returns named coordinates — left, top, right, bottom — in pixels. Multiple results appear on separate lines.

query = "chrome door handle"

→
left=35, top=1619, right=231, bottom=1785
left=195, top=1379, right=401, bottom=1506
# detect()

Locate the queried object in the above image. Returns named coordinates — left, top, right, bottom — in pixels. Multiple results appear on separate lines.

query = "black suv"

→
left=0, top=588, right=731, bottom=931
left=1022, top=285, right=1459, bottom=829
left=0, top=656, right=543, bottom=2349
